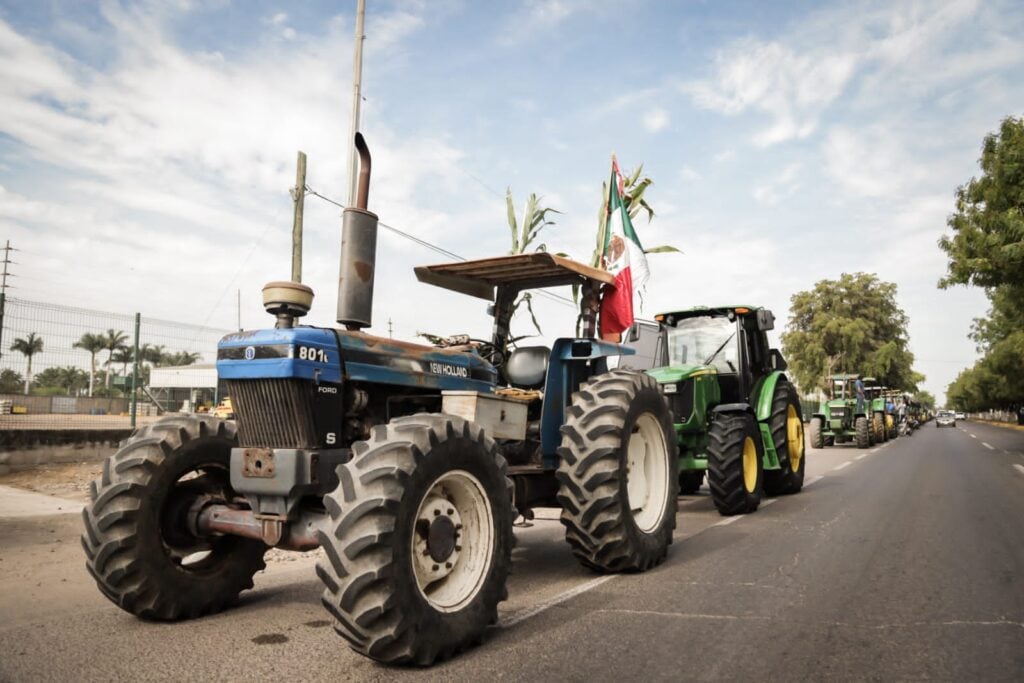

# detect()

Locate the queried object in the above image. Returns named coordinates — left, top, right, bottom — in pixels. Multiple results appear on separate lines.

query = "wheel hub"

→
left=413, top=492, right=463, bottom=584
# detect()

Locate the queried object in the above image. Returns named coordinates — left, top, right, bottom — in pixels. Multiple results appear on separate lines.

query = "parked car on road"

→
left=936, top=410, right=956, bottom=428
left=955, top=412, right=966, bottom=420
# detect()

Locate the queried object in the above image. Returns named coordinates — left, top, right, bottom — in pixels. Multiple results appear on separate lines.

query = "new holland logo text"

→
left=429, top=361, right=468, bottom=378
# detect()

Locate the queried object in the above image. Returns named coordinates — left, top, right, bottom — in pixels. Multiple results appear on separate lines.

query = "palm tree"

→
left=142, top=344, right=167, bottom=367
left=504, top=189, right=560, bottom=335
left=111, top=348, right=133, bottom=379
left=163, top=351, right=201, bottom=367
left=102, top=329, right=130, bottom=389
left=73, top=332, right=106, bottom=397
left=10, top=332, right=43, bottom=395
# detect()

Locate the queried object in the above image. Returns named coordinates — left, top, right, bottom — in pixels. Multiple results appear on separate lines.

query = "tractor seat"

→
left=503, top=346, right=550, bottom=389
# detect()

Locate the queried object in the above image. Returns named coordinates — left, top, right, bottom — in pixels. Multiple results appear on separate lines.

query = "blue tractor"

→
left=82, top=136, right=678, bottom=665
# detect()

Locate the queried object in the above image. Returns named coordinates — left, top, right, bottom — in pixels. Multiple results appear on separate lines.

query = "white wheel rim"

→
left=625, top=413, right=670, bottom=533
left=411, top=470, right=495, bottom=613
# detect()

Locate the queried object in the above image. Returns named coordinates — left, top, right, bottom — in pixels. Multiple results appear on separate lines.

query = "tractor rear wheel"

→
left=556, top=369, right=678, bottom=572
left=873, top=413, right=886, bottom=443
left=707, top=413, right=764, bottom=515
left=678, top=470, right=704, bottom=495
left=764, top=381, right=805, bottom=496
left=855, top=416, right=870, bottom=449
left=317, top=414, right=513, bottom=666
left=809, top=416, right=825, bottom=449
left=81, top=415, right=266, bottom=620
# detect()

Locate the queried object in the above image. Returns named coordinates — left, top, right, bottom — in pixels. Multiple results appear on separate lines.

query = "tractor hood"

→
left=216, top=327, right=498, bottom=391
left=647, top=363, right=716, bottom=384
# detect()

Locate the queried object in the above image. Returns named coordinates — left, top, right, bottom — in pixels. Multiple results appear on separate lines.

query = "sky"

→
left=1, top=0, right=1022, bottom=404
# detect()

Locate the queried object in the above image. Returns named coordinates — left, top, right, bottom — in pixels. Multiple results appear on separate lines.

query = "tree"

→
left=111, top=347, right=133, bottom=378
left=939, top=116, right=1024, bottom=412
left=10, top=332, right=43, bottom=395
left=504, top=189, right=561, bottom=336
left=102, top=329, right=130, bottom=389
left=913, top=390, right=936, bottom=411
left=73, top=332, right=106, bottom=397
left=162, top=351, right=200, bottom=367
left=781, top=273, right=921, bottom=393
left=938, top=116, right=1024, bottom=291
left=34, top=366, right=88, bottom=395
left=0, top=368, right=23, bottom=394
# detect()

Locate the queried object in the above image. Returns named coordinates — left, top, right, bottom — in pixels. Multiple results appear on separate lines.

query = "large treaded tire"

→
left=763, top=380, right=805, bottom=496
left=809, top=417, right=825, bottom=449
left=873, top=412, right=887, bottom=443
left=707, top=413, right=764, bottom=515
left=556, top=369, right=678, bottom=573
left=316, top=414, right=513, bottom=666
left=855, top=416, right=870, bottom=449
left=81, top=415, right=266, bottom=620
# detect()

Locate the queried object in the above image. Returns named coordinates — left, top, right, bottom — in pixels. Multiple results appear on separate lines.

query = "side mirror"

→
left=770, top=348, right=787, bottom=371
left=626, top=322, right=642, bottom=343
left=757, top=309, right=775, bottom=331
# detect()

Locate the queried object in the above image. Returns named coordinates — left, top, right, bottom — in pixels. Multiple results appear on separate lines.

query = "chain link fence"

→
left=0, top=295, right=230, bottom=431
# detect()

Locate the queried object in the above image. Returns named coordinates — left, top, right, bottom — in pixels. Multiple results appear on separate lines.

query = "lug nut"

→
left=445, top=562, right=452, bottom=569
left=432, top=564, right=439, bottom=571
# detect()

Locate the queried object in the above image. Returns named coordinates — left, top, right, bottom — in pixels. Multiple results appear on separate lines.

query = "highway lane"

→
left=1, top=423, right=1022, bottom=680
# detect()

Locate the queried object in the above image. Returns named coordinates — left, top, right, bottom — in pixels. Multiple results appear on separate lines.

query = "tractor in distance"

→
left=634, top=306, right=806, bottom=515
left=809, top=374, right=872, bottom=449
left=862, top=377, right=888, bottom=444
left=81, top=135, right=679, bottom=666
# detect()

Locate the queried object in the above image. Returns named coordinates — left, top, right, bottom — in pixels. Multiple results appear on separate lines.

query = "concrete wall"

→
left=0, top=394, right=129, bottom=415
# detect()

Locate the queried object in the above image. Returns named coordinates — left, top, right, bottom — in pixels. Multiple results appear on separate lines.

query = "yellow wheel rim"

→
left=742, top=436, right=758, bottom=493
left=787, top=404, right=803, bottom=473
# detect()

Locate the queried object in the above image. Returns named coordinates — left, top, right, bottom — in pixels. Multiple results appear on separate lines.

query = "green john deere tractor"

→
left=809, top=374, right=872, bottom=449
left=862, top=377, right=888, bottom=443
left=639, top=306, right=806, bottom=516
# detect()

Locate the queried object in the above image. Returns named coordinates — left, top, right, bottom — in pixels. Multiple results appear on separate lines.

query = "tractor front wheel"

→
left=873, top=412, right=886, bottom=443
left=809, top=417, right=825, bottom=449
left=764, top=380, right=805, bottom=496
left=707, top=413, right=764, bottom=515
left=317, top=414, right=513, bottom=666
left=81, top=415, right=266, bottom=620
left=557, top=369, right=678, bottom=572
left=855, top=416, right=871, bottom=449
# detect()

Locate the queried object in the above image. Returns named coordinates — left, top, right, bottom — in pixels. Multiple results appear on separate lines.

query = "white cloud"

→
left=643, top=107, right=670, bottom=133
left=752, top=163, right=801, bottom=206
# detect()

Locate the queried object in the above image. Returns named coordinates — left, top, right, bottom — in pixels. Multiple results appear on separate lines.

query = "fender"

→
left=753, top=370, right=788, bottom=422
left=539, top=338, right=636, bottom=466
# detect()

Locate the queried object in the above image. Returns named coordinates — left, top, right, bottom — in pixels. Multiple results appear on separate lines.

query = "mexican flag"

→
left=600, top=157, right=649, bottom=338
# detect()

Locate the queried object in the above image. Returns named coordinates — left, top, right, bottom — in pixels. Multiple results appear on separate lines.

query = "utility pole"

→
left=237, top=289, right=242, bottom=332
left=347, top=0, right=367, bottom=207
left=0, top=240, right=15, bottom=361
left=387, top=317, right=393, bottom=339
left=291, top=151, right=307, bottom=282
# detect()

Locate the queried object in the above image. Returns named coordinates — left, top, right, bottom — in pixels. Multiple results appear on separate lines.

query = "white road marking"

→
left=805, top=475, right=824, bottom=487
left=761, top=498, right=778, bottom=507
left=713, top=514, right=745, bottom=526
left=1014, top=464, right=1024, bottom=477
left=970, top=434, right=977, bottom=439
left=856, top=454, right=869, bottom=460
left=834, top=461, right=852, bottom=471
left=501, top=575, right=616, bottom=628
left=869, top=448, right=878, bottom=453
left=982, top=442, right=994, bottom=450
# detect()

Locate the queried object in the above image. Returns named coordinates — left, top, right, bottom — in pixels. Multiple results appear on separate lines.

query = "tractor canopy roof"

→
left=829, top=373, right=861, bottom=381
left=654, top=305, right=764, bottom=321
left=414, top=252, right=613, bottom=301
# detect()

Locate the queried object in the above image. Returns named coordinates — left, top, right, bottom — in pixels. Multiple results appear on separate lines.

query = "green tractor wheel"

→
left=872, top=413, right=886, bottom=443
left=764, top=381, right=805, bottom=496
left=707, top=413, right=764, bottom=515
left=809, top=417, right=825, bottom=449
left=855, top=415, right=871, bottom=449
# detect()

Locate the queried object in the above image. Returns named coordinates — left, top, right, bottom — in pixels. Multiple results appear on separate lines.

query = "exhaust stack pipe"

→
left=336, top=133, right=378, bottom=330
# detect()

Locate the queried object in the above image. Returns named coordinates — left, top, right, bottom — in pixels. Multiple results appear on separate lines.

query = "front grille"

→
left=670, top=379, right=695, bottom=422
left=228, top=379, right=318, bottom=448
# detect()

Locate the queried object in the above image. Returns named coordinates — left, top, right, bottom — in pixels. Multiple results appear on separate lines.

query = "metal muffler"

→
left=336, top=132, right=378, bottom=330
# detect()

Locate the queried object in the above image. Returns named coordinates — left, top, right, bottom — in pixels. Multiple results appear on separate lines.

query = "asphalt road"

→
left=2, top=421, right=1022, bottom=681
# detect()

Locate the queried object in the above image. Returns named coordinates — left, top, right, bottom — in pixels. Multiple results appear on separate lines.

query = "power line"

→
left=303, top=186, right=578, bottom=310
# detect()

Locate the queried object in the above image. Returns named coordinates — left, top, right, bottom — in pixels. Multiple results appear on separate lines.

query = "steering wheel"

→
left=468, top=338, right=506, bottom=367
